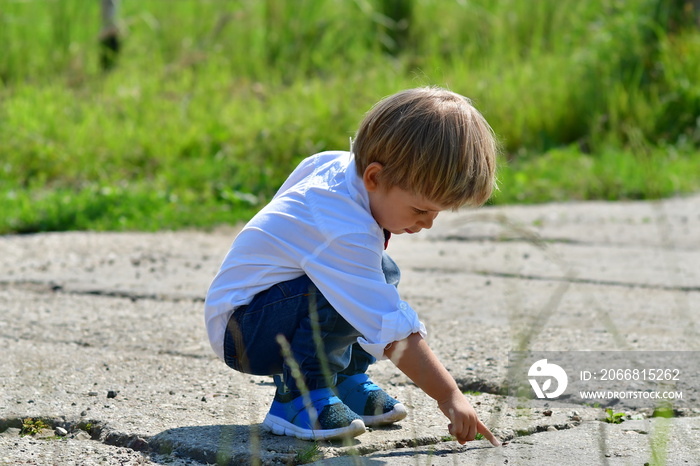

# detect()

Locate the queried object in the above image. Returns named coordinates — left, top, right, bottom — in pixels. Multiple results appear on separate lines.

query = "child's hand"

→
left=385, top=334, right=501, bottom=446
left=438, top=389, right=501, bottom=446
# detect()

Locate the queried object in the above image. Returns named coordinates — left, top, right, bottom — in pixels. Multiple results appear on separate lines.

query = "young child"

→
left=205, top=87, right=500, bottom=446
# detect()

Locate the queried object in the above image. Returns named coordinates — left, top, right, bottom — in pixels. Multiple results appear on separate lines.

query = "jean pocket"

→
left=223, top=309, right=245, bottom=372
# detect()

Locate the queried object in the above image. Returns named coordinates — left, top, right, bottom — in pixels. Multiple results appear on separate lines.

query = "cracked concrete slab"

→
left=1, top=193, right=699, bottom=465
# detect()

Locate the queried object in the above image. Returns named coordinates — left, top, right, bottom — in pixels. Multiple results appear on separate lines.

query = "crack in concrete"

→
left=476, top=271, right=700, bottom=293
left=438, top=235, right=697, bottom=251
left=410, top=268, right=700, bottom=293
left=0, top=280, right=204, bottom=303
left=1, top=418, right=157, bottom=458
left=0, top=414, right=583, bottom=465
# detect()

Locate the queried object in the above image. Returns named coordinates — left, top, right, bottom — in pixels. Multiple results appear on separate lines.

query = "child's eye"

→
left=412, top=208, right=428, bottom=215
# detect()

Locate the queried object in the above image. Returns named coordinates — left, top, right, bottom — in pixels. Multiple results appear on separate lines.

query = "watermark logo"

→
left=509, top=351, right=693, bottom=409
left=528, top=359, right=568, bottom=399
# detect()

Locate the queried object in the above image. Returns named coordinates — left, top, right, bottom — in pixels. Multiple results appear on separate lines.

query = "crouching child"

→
left=205, top=87, right=501, bottom=445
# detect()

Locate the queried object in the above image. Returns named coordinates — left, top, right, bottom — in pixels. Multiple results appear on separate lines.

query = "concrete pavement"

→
left=1, top=194, right=699, bottom=465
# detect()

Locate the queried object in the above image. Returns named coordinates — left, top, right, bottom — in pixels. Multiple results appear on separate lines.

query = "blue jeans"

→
left=223, top=252, right=400, bottom=394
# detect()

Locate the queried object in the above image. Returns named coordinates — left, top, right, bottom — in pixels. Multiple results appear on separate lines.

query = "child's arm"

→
left=385, top=332, right=501, bottom=446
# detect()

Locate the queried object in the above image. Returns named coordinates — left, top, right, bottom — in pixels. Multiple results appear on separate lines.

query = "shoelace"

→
left=356, top=379, right=380, bottom=393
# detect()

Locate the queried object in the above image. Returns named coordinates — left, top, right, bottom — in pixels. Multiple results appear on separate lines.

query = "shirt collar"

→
left=345, top=152, right=385, bottom=241
left=346, top=152, right=371, bottom=214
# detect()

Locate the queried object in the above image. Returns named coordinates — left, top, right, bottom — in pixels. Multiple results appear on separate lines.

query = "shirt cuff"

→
left=357, top=301, right=427, bottom=360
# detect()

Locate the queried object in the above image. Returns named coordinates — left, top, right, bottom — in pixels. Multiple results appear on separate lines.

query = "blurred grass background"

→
left=1, top=0, right=699, bottom=233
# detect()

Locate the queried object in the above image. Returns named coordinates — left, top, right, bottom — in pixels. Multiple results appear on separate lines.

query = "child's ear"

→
left=363, top=162, right=383, bottom=192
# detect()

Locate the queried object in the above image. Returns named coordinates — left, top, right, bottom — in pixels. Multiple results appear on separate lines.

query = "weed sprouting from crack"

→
left=19, top=418, right=50, bottom=437
left=604, top=408, right=626, bottom=424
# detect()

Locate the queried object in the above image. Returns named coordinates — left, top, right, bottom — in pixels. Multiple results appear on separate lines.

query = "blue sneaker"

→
left=262, top=387, right=366, bottom=441
left=335, top=374, right=407, bottom=426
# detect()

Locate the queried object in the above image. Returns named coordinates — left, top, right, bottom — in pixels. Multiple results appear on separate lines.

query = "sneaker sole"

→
left=262, top=414, right=366, bottom=441
left=361, top=402, right=408, bottom=426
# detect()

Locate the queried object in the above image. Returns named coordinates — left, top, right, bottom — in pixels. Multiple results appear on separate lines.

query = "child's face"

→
left=363, top=163, right=445, bottom=235
left=369, top=187, right=444, bottom=235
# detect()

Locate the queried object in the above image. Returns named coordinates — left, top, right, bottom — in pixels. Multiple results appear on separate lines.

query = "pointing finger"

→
left=478, top=420, right=501, bottom=447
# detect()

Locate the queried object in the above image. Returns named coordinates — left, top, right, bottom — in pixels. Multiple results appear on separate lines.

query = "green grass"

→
left=1, top=0, right=699, bottom=233
left=294, top=442, right=322, bottom=464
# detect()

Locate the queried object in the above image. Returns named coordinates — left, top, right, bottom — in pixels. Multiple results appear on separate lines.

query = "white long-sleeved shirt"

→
left=204, top=151, right=427, bottom=361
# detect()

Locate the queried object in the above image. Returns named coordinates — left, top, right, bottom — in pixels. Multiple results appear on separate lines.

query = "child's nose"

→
left=420, top=212, right=439, bottom=229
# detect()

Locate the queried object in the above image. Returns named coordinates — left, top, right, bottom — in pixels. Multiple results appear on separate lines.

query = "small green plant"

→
left=295, top=442, right=322, bottom=464
left=20, top=418, right=49, bottom=436
left=475, top=433, right=485, bottom=440
left=75, top=421, right=97, bottom=439
left=605, top=408, right=626, bottom=424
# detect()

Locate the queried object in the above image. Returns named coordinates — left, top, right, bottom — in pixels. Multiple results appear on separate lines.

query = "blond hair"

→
left=353, top=87, right=498, bottom=208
